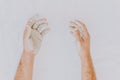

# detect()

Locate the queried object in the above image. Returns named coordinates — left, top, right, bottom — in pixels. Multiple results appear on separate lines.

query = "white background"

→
left=0, top=0, right=120, bottom=80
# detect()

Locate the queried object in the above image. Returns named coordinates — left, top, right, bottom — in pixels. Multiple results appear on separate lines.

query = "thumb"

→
left=23, top=26, right=32, bottom=41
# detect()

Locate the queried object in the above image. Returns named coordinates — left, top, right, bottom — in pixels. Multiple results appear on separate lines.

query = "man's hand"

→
left=23, top=15, right=50, bottom=55
left=69, top=20, right=96, bottom=80
left=69, top=20, right=90, bottom=55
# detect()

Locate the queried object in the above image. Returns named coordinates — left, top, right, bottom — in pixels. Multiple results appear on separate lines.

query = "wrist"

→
left=23, top=49, right=35, bottom=55
left=80, top=50, right=90, bottom=57
left=21, top=50, right=35, bottom=64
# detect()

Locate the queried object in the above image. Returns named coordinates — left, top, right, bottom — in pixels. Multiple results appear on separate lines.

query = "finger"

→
left=31, top=29, right=43, bottom=40
left=26, top=15, right=39, bottom=28
left=69, top=23, right=83, bottom=42
left=37, top=23, right=48, bottom=32
left=40, top=27, right=50, bottom=36
left=32, top=18, right=48, bottom=29
left=69, top=25, right=78, bottom=32
left=23, top=26, right=32, bottom=40
left=74, top=29, right=84, bottom=43
left=70, top=21, right=84, bottom=37
left=74, top=20, right=89, bottom=37
left=70, top=21, right=83, bottom=33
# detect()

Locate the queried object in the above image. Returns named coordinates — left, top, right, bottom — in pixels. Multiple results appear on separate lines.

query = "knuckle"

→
left=82, top=23, right=86, bottom=27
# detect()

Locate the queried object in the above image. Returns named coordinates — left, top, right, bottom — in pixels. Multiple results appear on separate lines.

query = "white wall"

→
left=0, top=0, right=120, bottom=80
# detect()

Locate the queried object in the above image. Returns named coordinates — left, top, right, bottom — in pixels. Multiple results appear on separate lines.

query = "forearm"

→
left=14, top=16, right=49, bottom=80
left=69, top=20, right=96, bottom=80
left=14, top=50, right=35, bottom=80
left=80, top=51, right=96, bottom=80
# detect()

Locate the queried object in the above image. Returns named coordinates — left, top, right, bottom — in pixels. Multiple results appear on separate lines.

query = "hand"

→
left=69, top=20, right=90, bottom=55
left=23, top=15, right=50, bottom=55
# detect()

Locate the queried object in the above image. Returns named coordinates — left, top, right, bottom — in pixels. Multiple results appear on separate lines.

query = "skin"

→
left=14, top=17, right=96, bottom=80
left=70, top=20, right=96, bottom=80
left=14, top=17, right=48, bottom=80
left=14, top=26, right=35, bottom=80
left=14, top=50, right=34, bottom=80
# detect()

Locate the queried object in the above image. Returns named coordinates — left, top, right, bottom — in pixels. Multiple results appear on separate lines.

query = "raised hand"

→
left=23, top=15, right=50, bottom=55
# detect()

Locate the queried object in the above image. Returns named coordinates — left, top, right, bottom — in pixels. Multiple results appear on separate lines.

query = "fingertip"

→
left=69, top=25, right=78, bottom=31
left=41, top=27, right=50, bottom=36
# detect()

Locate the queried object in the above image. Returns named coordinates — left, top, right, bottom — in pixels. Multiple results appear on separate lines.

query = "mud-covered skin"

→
left=23, top=15, right=50, bottom=55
